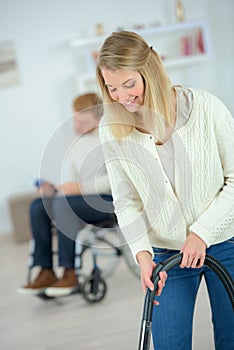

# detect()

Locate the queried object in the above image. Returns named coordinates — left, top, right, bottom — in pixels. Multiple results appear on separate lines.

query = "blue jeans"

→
left=30, top=194, right=113, bottom=269
left=152, top=238, right=234, bottom=350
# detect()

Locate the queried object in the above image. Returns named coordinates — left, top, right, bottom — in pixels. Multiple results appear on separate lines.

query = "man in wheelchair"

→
left=18, top=92, right=113, bottom=298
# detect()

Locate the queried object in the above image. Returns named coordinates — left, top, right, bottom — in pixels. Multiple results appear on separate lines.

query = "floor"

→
left=0, top=233, right=215, bottom=350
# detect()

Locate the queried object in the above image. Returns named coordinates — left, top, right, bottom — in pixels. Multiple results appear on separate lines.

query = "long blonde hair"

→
left=96, top=31, right=174, bottom=141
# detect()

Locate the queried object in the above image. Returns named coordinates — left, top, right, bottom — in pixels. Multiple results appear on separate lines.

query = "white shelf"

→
left=70, top=20, right=211, bottom=93
left=70, top=20, right=208, bottom=48
left=164, top=53, right=209, bottom=68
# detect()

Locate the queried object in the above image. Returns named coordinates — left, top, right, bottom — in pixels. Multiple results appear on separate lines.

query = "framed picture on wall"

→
left=0, top=41, right=20, bottom=88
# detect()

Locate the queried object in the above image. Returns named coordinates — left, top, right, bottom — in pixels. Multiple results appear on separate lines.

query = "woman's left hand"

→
left=180, top=232, right=207, bottom=268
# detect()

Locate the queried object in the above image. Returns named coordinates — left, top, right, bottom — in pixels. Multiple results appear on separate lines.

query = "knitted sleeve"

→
left=189, top=93, right=234, bottom=246
left=99, top=118, right=154, bottom=262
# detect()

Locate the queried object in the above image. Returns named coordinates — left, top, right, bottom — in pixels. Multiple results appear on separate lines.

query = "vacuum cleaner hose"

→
left=138, top=253, right=234, bottom=350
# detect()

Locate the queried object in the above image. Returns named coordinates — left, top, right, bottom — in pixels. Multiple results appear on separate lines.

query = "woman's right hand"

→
left=136, top=250, right=167, bottom=305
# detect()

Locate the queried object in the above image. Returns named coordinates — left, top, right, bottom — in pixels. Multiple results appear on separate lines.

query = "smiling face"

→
left=101, top=69, right=145, bottom=113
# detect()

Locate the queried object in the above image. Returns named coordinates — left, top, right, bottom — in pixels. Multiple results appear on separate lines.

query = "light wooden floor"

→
left=0, top=233, right=215, bottom=350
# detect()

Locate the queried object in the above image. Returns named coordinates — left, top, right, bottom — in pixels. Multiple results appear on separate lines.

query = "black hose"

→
left=138, top=253, right=234, bottom=350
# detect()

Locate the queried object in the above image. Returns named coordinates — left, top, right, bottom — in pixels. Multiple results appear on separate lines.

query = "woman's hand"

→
left=136, top=250, right=167, bottom=305
left=180, top=232, right=207, bottom=268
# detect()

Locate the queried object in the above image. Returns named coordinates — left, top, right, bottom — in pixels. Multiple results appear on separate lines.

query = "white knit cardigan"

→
left=99, top=88, right=234, bottom=260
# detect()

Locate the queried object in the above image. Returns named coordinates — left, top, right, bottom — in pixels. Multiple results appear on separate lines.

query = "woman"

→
left=96, top=30, right=234, bottom=349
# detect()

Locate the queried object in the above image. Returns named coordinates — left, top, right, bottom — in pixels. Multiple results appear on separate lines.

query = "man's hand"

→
left=56, top=182, right=81, bottom=196
left=39, top=182, right=56, bottom=197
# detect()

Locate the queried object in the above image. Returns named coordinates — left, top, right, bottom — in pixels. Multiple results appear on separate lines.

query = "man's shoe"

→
left=45, top=268, right=78, bottom=297
left=17, top=268, right=57, bottom=295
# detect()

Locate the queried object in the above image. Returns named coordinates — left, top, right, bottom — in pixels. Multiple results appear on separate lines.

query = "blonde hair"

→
left=96, top=31, right=173, bottom=141
left=72, top=92, right=103, bottom=119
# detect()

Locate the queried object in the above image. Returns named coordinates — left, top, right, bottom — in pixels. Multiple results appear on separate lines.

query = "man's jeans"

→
left=30, top=194, right=113, bottom=269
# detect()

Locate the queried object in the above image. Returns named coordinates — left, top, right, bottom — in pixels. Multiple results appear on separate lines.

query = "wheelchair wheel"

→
left=82, top=275, right=107, bottom=303
left=77, top=227, right=121, bottom=279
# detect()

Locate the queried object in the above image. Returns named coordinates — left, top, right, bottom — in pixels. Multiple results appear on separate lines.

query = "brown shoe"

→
left=17, top=268, right=57, bottom=295
left=45, top=268, right=78, bottom=297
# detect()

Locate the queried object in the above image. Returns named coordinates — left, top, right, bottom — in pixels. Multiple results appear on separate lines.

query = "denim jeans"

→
left=152, top=238, right=234, bottom=350
left=30, top=194, right=113, bottom=269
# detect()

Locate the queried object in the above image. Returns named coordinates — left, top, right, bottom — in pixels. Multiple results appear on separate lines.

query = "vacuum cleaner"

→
left=138, top=252, right=234, bottom=350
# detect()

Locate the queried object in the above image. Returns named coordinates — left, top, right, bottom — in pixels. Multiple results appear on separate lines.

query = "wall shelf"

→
left=70, top=20, right=211, bottom=93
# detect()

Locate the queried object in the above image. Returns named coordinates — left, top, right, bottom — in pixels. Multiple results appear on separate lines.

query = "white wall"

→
left=0, top=0, right=233, bottom=235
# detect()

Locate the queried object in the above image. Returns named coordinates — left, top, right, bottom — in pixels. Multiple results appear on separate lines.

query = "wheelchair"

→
left=26, top=216, right=140, bottom=303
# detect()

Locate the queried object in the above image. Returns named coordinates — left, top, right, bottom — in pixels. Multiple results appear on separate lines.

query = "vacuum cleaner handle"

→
left=138, top=252, right=234, bottom=350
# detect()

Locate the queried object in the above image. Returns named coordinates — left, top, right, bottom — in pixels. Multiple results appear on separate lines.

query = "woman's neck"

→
left=134, top=88, right=177, bottom=142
